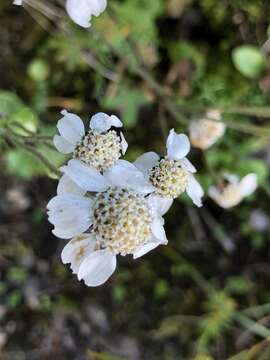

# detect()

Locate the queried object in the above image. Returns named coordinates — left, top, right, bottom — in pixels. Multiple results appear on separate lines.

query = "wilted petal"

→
left=61, top=159, right=109, bottom=192
left=61, top=234, right=96, bottom=274
left=133, top=152, right=160, bottom=176
left=57, top=110, right=85, bottom=145
left=186, top=175, right=204, bottom=207
left=240, top=173, right=257, bottom=197
left=90, top=112, right=122, bottom=133
left=166, top=129, right=190, bottom=160
left=53, top=135, right=74, bottom=154
left=78, top=249, right=117, bottom=287
left=189, top=118, right=226, bottom=150
left=57, top=175, right=86, bottom=196
left=104, top=160, right=156, bottom=195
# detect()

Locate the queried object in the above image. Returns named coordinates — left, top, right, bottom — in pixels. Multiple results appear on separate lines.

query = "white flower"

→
left=208, top=173, right=257, bottom=209
left=53, top=110, right=128, bottom=172
left=14, top=0, right=107, bottom=28
left=48, top=160, right=167, bottom=286
left=189, top=110, right=226, bottom=150
left=134, top=129, right=204, bottom=209
left=65, top=0, right=107, bottom=28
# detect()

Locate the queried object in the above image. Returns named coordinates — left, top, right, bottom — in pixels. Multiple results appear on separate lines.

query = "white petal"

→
left=61, top=159, right=109, bottom=192
left=90, top=113, right=123, bottom=133
left=148, top=195, right=173, bottom=216
left=166, top=129, right=190, bottom=160
left=179, top=157, right=197, bottom=173
left=133, top=152, right=160, bottom=176
left=240, top=173, right=258, bottom=197
left=133, top=237, right=164, bottom=259
left=57, top=110, right=85, bottom=145
left=61, top=234, right=96, bottom=274
left=47, top=194, right=93, bottom=239
left=208, top=186, right=220, bottom=200
left=78, top=249, right=116, bottom=287
left=47, top=193, right=92, bottom=211
left=151, top=214, right=167, bottom=243
left=224, top=173, right=239, bottom=184
left=186, top=175, right=204, bottom=207
left=120, top=132, right=128, bottom=154
left=65, top=0, right=104, bottom=28
left=53, top=135, right=74, bottom=154
left=104, top=160, right=156, bottom=195
left=13, top=0, right=23, bottom=5
left=57, top=175, right=86, bottom=196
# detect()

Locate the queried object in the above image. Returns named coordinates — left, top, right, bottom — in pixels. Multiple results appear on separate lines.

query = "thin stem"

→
left=234, top=312, right=270, bottom=339
left=162, top=247, right=214, bottom=294
left=4, top=129, right=61, bottom=177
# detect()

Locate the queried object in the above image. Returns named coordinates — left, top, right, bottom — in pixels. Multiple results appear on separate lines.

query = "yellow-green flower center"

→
left=150, top=157, right=188, bottom=198
left=92, top=188, right=152, bottom=255
left=73, top=130, right=122, bottom=172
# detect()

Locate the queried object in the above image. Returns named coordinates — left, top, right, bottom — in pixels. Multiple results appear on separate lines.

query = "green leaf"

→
left=0, top=91, right=23, bottom=115
left=5, top=149, right=46, bottom=179
left=0, top=90, right=39, bottom=134
left=7, top=267, right=28, bottom=284
left=12, top=107, right=39, bottom=134
left=232, top=45, right=266, bottom=79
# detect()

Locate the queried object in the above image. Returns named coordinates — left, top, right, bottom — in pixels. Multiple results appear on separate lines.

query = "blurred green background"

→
left=0, top=0, right=270, bottom=359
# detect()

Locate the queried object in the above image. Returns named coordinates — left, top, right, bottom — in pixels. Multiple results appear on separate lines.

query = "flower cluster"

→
left=13, top=0, right=107, bottom=28
left=13, top=1, right=259, bottom=289
left=208, top=173, right=257, bottom=209
left=47, top=112, right=204, bottom=286
left=189, top=110, right=226, bottom=150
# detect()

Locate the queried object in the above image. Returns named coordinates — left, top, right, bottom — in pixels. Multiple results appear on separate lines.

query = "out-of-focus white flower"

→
left=14, top=0, right=107, bottom=28
left=189, top=110, right=226, bottom=150
left=54, top=110, right=128, bottom=172
left=65, top=0, right=107, bottom=28
left=134, top=129, right=204, bottom=210
left=208, top=173, right=257, bottom=209
left=48, top=160, right=167, bottom=286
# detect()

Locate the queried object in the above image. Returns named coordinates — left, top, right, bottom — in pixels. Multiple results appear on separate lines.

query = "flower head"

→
left=208, top=173, right=257, bottom=209
left=54, top=110, right=127, bottom=172
left=134, top=129, right=204, bottom=209
left=66, top=0, right=107, bottom=28
left=48, top=160, right=167, bottom=286
left=189, top=110, right=226, bottom=150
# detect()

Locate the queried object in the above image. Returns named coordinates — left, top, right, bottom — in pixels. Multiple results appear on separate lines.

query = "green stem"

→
left=4, top=129, right=61, bottom=178
left=162, top=247, right=214, bottom=294
left=234, top=312, right=270, bottom=338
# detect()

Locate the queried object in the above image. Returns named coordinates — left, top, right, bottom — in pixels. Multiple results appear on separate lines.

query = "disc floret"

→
left=73, top=130, right=122, bottom=171
left=149, top=157, right=189, bottom=199
left=92, top=187, right=152, bottom=255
